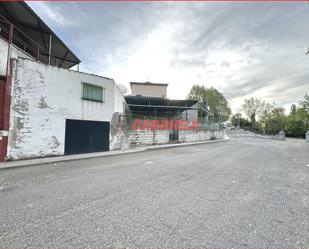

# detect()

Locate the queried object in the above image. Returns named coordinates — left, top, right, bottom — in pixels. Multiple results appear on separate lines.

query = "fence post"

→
left=306, top=130, right=309, bottom=143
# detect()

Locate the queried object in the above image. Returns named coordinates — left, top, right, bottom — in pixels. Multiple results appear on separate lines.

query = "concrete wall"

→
left=126, top=129, right=225, bottom=148
left=7, top=58, right=125, bottom=159
left=179, top=129, right=225, bottom=142
left=114, top=84, right=126, bottom=115
left=131, top=83, right=167, bottom=98
left=128, top=130, right=169, bottom=147
left=111, top=122, right=226, bottom=149
left=0, top=37, right=32, bottom=76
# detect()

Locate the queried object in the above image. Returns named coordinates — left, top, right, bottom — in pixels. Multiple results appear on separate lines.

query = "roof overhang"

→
left=125, top=95, right=198, bottom=114
left=0, top=2, right=80, bottom=68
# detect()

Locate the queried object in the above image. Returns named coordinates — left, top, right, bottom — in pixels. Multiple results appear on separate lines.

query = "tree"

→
left=284, top=95, right=309, bottom=137
left=300, top=93, right=309, bottom=112
left=242, top=97, right=267, bottom=126
left=284, top=113, right=306, bottom=137
left=187, top=85, right=231, bottom=122
left=290, top=104, right=297, bottom=114
left=117, top=84, right=129, bottom=95
left=231, top=113, right=251, bottom=128
left=260, top=106, right=286, bottom=134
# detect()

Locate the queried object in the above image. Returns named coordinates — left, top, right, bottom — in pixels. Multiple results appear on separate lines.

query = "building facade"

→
left=130, top=81, right=168, bottom=98
left=6, top=58, right=125, bottom=160
left=0, top=2, right=125, bottom=161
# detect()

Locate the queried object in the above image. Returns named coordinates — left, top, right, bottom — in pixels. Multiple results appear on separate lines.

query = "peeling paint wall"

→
left=0, top=38, right=32, bottom=76
left=113, top=84, right=125, bottom=118
left=8, top=58, right=125, bottom=160
left=128, top=130, right=170, bottom=147
left=124, top=129, right=226, bottom=148
left=110, top=130, right=130, bottom=150
left=178, top=130, right=225, bottom=142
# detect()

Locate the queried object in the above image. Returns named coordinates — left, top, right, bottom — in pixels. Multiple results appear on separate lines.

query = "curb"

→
left=144, top=138, right=230, bottom=152
left=0, top=138, right=230, bottom=170
left=255, top=135, right=285, bottom=141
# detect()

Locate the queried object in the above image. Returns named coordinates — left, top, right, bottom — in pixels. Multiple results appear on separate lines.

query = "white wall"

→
left=131, top=83, right=167, bottom=98
left=128, top=130, right=169, bottom=147
left=0, top=37, right=32, bottom=76
left=127, top=129, right=225, bottom=147
left=178, top=130, right=225, bottom=142
left=8, top=58, right=125, bottom=159
left=113, top=84, right=125, bottom=114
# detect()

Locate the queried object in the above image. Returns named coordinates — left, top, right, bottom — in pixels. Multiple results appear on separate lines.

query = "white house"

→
left=7, top=58, right=125, bottom=160
left=0, top=2, right=125, bottom=161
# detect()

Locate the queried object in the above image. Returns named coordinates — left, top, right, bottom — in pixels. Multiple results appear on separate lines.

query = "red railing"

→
left=0, top=14, right=59, bottom=68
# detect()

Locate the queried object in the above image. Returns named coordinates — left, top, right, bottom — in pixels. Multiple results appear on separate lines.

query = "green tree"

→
left=284, top=96, right=309, bottom=137
left=187, top=85, right=231, bottom=122
left=300, top=93, right=309, bottom=112
left=231, top=113, right=251, bottom=128
left=290, top=104, right=297, bottom=114
left=284, top=112, right=306, bottom=137
left=261, top=106, right=286, bottom=134
left=242, top=98, right=268, bottom=126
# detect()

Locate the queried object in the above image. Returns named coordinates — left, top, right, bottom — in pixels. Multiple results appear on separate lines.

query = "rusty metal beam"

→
left=6, top=22, right=13, bottom=76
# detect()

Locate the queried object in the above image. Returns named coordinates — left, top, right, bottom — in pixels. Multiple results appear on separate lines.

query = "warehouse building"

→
left=0, top=2, right=125, bottom=161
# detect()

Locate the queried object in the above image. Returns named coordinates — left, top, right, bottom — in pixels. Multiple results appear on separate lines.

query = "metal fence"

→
left=124, top=114, right=221, bottom=131
left=0, top=14, right=58, bottom=67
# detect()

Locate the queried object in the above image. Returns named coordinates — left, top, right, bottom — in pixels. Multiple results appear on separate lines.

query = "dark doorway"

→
left=169, top=129, right=179, bottom=143
left=64, top=119, right=110, bottom=155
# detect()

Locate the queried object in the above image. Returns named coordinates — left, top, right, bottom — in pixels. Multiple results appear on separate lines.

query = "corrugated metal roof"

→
left=0, top=2, right=80, bottom=68
left=125, top=95, right=197, bottom=108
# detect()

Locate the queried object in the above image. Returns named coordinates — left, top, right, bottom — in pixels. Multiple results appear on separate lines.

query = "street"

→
left=0, top=137, right=309, bottom=248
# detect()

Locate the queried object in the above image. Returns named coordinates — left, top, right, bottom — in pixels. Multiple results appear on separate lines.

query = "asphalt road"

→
left=0, top=137, right=309, bottom=248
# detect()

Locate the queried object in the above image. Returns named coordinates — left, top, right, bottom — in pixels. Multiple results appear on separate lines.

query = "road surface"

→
left=0, top=136, right=309, bottom=248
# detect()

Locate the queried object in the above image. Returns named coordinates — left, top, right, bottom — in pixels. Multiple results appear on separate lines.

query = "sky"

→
left=28, top=2, right=309, bottom=114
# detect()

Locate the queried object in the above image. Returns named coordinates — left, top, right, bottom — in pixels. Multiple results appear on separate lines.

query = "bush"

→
left=284, top=115, right=307, bottom=138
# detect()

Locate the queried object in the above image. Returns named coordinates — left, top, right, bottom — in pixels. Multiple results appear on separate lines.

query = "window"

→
left=82, top=82, right=104, bottom=102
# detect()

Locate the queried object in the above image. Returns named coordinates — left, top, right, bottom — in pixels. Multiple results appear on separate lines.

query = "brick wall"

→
left=179, top=130, right=225, bottom=142
left=128, top=130, right=169, bottom=147
left=126, top=129, right=226, bottom=148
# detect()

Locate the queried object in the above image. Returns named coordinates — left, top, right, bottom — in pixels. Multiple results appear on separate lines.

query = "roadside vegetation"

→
left=231, top=94, right=309, bottom=138
left=186, top=85, right=308, bottom=138
left=187, top=84, right=231, bottom=123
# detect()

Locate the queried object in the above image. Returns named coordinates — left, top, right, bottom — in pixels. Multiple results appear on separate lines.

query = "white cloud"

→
left=28, top=2, right=83, bottom=28
left=27, top=2, right=309, bottom=114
